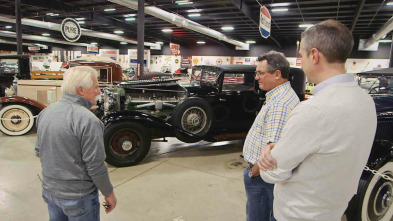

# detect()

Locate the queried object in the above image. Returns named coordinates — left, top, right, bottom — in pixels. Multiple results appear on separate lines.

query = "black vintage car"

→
left=345, top=68, right=393, bottom=221
left=99, top=65, right=306, bottom=167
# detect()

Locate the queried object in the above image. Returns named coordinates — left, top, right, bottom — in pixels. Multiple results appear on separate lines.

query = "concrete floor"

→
left=0, top=129, right=249, bottom=221
left=0, top=130, right=350, bottom=221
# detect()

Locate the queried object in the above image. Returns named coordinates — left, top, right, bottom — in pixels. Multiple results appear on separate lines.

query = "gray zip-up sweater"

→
left=35, top=94, right=113, bottom=199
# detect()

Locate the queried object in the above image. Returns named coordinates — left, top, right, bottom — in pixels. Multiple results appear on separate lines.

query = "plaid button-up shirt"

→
left=243, top=81, right=300, bottom=164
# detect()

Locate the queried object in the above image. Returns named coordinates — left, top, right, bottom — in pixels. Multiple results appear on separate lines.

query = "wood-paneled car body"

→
left=0, top=55, right=121, bottom=136
left=99, top=65, right=306, bottom=167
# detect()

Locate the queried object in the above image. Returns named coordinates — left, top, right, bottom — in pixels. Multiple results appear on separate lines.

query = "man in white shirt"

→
left=258, top=19, right=377, bottom=221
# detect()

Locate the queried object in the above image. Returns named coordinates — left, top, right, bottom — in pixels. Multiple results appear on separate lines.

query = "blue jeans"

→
left=42, top=189, right=100, bottom=221
left=244, top=166, right=276, bottom=221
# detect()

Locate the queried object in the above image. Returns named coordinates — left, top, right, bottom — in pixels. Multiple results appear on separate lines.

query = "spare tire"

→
left=171, top=97, right=212, bottom=142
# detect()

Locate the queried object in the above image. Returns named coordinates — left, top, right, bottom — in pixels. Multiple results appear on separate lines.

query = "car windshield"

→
left=358, top=75, right=393, bottom=94
left=191, top=69, right=218, bottom=86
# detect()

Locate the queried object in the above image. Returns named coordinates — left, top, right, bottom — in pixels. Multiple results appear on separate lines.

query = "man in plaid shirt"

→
left=243, top=51, right=299, bottom=221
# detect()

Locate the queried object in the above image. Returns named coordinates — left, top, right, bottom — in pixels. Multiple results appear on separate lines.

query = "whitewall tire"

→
left=0, top=105, right=35, bottom=136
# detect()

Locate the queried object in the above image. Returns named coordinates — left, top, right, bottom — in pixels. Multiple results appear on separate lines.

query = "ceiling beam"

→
left=350, top=0, right=366, bottom=32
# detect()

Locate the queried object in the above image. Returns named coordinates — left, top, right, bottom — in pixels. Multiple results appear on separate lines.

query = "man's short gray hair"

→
left=257, top=50, right=290, bottom=79
left=61, top=66, right=98, bottom=95
left=301, top=19, right=353, bottom=63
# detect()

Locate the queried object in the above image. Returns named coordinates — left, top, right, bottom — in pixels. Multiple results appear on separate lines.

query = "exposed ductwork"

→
left=365, top=16, right=393, bottom=48
left=0, top=30, right=90, bottom=47
left=0, top=15, right=158, bottom=47
left=108, top=0, right=249, bottom=48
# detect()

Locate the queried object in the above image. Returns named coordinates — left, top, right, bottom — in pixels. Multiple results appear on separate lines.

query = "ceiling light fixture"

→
left=246, top=40, right=256, bottom=44
left=221, top=26, right=234, bottom=31
left=177, top=1, right=193, bottom=5
left=124, top=14, right=137, bottom=17
left=42, top=33, right=50, bottom=37
left=271, top=3, right=290, bottom=7
left=120, top=42, right=127, bottom=44
left=379, top=40, right=392, bottom=43
left=188, top=13, right=201, bottom=17
left=187, top=9, right=202, bottom=13
left=156, top=41, right=164, bottom=44
left=77, top=21, right=85, bottom=24
left=91, top=42, right=98, bottom=45
left=197, top=41, right=205, bottom=44
left=387, top=2, right=393, bottom=6
left=114, top=30, right=124, bottom=34
left=162, top=29, right=173, bottom=33
left=125, top=17, right=136, bottom=21
left=5, top=26, right=12, bottom=29
left=299, top=24, right=313, bottom=28
left=76, top=18, right=85, bottom=21
left=46, top=13, right=59, bottom=16
left=104, top=8, right=116, bottom=12
left=272, top=8, right=288, bottom=12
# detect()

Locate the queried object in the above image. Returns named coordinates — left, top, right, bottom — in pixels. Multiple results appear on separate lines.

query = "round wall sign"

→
left=61, top=18, right=81, bottom=42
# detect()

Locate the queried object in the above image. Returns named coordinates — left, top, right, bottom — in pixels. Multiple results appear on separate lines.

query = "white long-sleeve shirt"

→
left=261, top=75, right=377, bottom=221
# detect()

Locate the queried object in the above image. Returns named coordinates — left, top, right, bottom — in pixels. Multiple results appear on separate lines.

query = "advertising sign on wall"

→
left=128, top=49, right=150, bottom=69
left=99, top=49, right=119, bottom=61
left=170, top=43, right=180, bottom=56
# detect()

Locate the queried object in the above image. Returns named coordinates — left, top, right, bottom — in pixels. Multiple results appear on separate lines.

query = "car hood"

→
left=373, top=95, right=393, bottom=113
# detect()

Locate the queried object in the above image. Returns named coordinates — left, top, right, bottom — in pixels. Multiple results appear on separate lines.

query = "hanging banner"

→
left=87, top=45, right=98, bottom=54
left=170, top=43, right=180, bottom=56
left=61, top=18, right=81, bottom=42
left=259, top=6, right=271, bottom=39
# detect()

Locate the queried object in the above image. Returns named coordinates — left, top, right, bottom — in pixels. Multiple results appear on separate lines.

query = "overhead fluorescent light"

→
left=5, top=26, right=12, bottom=29
left=221, top=26, right=234, bottom=31
left=104, top=8, right=116, bottom=12
left=42, top=33, right=50, bottom=37
left=120, top=42, right=127, bottom=45
left=162, top=29, right=173, bottom=33
left=76, top=18, right=85, bottom=21
left=197, top=41, right=205, bottom=44
left=77, top=21, right=85, bottom=24
left=156, top=41, right=164, bottom=44
left=271, top=3, right=290, bottom=7
left=188, top=13, right=201, bottom=17
left=387, top=2, right=393, bottom=6
left=187, top=9, right=202, bottom=13
left=114, top=30, right=124, bottom=34
left=246, top=40, right=256, bottom=44
left=124, top=14, right=136, bottom=17
left=91, top=42, right=98, bottom=45
left=125, top=17, right=136, bottom=21
left=379, top=40, right=392, bottom=43
left=272, top=8, right=288, bottom=12
left=177, top=1, right=193, bottom=5
left=299, top=24, right=314, bottom=28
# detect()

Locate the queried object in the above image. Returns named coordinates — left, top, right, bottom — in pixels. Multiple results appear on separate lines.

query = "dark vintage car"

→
left=345, top=68, right=393, bottom=221
left=99, top=65, right=306, bottom=167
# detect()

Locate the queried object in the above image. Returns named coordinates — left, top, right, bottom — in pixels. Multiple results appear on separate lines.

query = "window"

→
left=222, top=73, right=254, bottom=91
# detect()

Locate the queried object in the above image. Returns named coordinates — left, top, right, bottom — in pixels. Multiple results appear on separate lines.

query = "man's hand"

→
left=258, top=143, right=277, bottom=171
left=104, top=191, right=117, bottom=213
left=250, top=164, right=260, bottom=177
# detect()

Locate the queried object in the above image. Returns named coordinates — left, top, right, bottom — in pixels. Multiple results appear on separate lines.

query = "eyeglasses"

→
left=255, top=70, right=273, bottom=77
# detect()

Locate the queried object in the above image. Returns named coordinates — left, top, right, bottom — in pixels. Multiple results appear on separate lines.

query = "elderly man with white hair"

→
left=35, top=66, right=117, bottom=221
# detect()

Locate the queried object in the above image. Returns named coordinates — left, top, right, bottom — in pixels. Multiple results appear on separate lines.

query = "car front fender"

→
left=0, top=96, right=46, bottom=111
left=101, top=110, right=208, bottom=141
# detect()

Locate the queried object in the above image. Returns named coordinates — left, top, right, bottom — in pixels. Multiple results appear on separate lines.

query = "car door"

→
left=213, top=71, right=263, bottom=132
